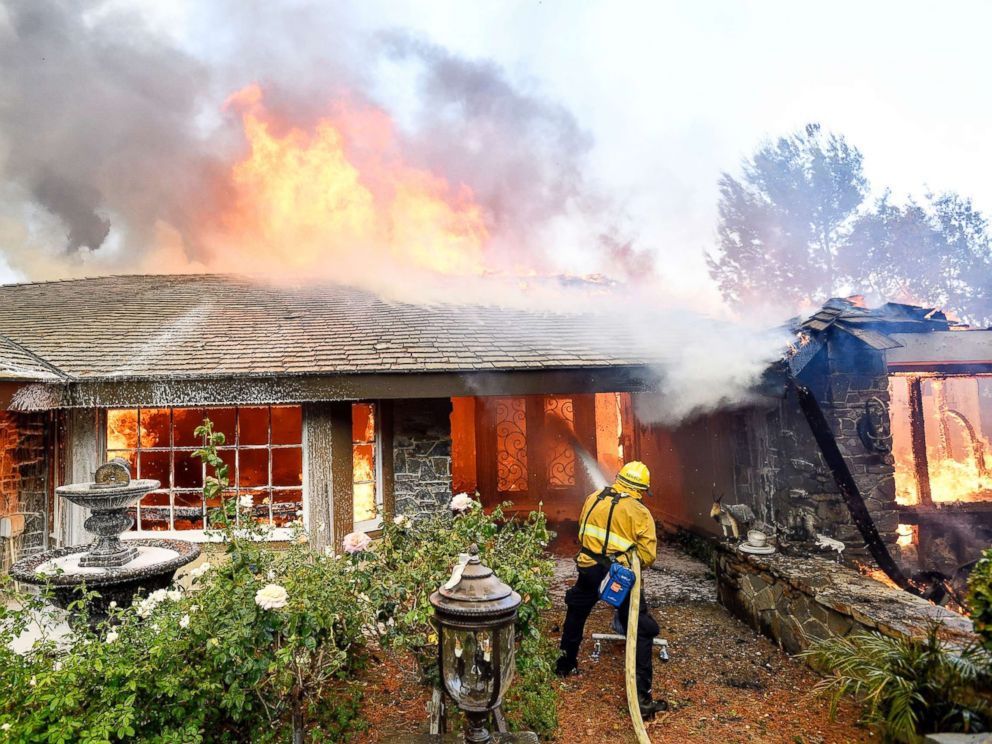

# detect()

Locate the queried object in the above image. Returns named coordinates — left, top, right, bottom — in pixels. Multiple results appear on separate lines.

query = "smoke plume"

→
left=0, top=0, right=789, bottom=424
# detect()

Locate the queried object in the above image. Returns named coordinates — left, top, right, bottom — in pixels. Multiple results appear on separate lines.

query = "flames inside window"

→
left=889, top=375, right=992, bottom=505
left=352, top=403, right=381, bottom=528
left=495, top=398, right=528, bottom=492
left=544, top=396, right=576, bottom=487
left=106, top=406, right=303, bottom=531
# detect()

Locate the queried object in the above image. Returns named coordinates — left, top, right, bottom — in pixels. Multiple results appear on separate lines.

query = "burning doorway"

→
left=451, top=394, right=634, bottom=522
left=889, top=374, right=992, bottom=578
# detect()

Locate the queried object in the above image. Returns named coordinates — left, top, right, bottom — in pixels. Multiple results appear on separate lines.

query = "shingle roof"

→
left=0, top=274, right=655, bottom=381
left=0, top=334, right=64, bottom=382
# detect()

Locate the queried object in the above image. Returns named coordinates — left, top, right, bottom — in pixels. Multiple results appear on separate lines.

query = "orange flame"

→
left=205, top=84, right=489, bottom=278
left=891, top=375, right=992, bottom=505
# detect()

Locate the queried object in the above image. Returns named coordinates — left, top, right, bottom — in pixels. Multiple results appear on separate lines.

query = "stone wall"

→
left=392, top=399, right=453, bottom=518
left=822, top=334, right=900, bottom=552
left=714, top=542, right=974, bottom=654
left=730, top=338, right=899, bottom=561
left=733, top=387, right=850, bottom=546
left=0, top=411, right=49, bottom=568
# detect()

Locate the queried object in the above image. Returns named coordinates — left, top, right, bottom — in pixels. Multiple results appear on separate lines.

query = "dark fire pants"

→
left=559, top=563, right=660, bottom=698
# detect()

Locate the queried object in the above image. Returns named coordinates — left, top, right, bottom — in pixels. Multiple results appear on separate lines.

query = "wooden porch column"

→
left=303, top=402, right=354, bottom=553
left=907, top=377, right=934, bottom=506
left=61, top=409, right=102, bottom=547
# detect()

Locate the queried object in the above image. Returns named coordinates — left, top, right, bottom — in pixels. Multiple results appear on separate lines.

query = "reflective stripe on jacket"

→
left=576, top=484, right=657, bottom=569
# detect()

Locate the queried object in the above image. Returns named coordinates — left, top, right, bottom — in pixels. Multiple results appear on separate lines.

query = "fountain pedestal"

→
left=80, top=509, right=139, bottom=567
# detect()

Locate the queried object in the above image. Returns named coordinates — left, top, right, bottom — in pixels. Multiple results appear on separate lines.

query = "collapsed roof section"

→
left=789, top=298, right=955, bottom=377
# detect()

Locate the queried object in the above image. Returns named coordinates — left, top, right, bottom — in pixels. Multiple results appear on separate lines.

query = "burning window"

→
left=495, top=398, right=528, bottom=492
left=889, top=375, right=992, bottom=505
left=450, top=397, right=477, bottom=495
left=106, top=406, right=303, bottom=532
left=352, top=403, right=382, bottom=531
left=544, top=397, right=576, bottom=487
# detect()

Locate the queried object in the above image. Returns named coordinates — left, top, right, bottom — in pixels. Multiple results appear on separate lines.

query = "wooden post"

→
left=61, top=409, right=102, bottom=547
left=303, top=402, right=354, bottom=553
left=907, top=378, right=934, bottom=506
left=329, top=401, right=354, bottom=548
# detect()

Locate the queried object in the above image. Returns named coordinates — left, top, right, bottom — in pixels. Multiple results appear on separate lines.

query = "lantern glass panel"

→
left=441, top=622, right=516, bottom=710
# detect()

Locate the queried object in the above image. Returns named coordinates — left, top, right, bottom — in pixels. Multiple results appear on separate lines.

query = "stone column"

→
left=823, top=335, right=899, bottom=554
left=392, top=399, right=453, bottom=518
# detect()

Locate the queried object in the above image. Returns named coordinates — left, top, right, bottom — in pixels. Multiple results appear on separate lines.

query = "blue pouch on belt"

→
left=599, top=560, right=636, bottom=608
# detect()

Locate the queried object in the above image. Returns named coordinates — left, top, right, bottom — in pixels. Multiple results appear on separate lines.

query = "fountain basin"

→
left=10, top=538, right=200, bottom=618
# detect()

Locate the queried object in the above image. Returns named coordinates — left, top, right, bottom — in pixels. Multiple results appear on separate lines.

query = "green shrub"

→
left=344, top=498, right=559, bottom=737
left=0, top=421, right=558, bottom=741
left=801, top=621, right=992, bottom=742
left=0, top=419, right=368, bottom=743
left=968, top=547, right=992, bottom=648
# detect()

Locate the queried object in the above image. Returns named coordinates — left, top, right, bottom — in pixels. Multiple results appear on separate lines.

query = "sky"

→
left=1, top=0, right=990, bottom=311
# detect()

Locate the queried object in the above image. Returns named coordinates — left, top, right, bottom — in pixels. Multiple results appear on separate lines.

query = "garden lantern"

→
left=430, top=544, right=522, bottom=744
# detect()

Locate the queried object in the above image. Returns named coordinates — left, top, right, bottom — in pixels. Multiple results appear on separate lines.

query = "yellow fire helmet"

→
left=616, top=461, right=651, bottom=492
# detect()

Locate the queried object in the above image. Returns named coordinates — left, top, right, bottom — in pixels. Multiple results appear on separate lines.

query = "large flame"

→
left=891, top=375, right=992, bottom=505
left=204, top=84, right=489, bottom=278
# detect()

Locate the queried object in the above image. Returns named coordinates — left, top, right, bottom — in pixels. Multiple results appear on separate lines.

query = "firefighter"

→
left=555, top=461, right=667, bottom=717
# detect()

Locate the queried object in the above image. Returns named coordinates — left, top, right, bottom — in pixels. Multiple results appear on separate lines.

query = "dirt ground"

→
left=357, top=541, right=873, bottom=743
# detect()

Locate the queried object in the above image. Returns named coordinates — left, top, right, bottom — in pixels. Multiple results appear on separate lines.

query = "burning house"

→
left=1, top=276, right=991, bottom=640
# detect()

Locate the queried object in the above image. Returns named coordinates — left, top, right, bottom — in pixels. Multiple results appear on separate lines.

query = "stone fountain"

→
left=10, top=458, right=200, bottom=619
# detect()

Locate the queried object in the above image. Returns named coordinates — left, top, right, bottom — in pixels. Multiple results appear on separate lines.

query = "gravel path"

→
left=549, top=540, right=872, bottom=743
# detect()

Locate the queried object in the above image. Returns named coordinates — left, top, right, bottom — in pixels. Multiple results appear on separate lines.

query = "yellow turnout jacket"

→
left=576, top=482, right=657, bottom=569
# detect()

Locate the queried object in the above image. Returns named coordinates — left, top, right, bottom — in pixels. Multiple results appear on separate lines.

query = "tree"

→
left=708, top=123, right=869, bottom=308
left=710, top=123, right=992, bottom=326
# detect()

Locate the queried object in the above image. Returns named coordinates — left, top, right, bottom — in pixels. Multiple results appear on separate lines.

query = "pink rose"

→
left=342, top=531, right=372, bottom=554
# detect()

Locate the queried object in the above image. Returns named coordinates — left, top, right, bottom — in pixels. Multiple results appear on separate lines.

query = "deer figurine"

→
left=709, top=493, right=755, bottom=541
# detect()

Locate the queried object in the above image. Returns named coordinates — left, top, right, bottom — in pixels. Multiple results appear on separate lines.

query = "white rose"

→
left=166, top=589, right=182, bottom=602
left=108, top=601, right=117, bottom=609
left=148, top=589, right=168, bottom=603
left=254, top=583, right=289, bottom=611
left=179, top=614, right=190, bottom=629
left=393, top=514, right=411, bottom=528
left=1, top=722, right=10, bottom=730
left=105, top=630, right=119, bottom=643
left=342, top=531, right=372, bottom=554
left=239, top=494, right=254, bottom=509
left=449, top=493, right=475, bottom=512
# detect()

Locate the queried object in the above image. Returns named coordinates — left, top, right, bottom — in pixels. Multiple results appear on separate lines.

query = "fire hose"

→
left=625, top=549, right=652, bottom=744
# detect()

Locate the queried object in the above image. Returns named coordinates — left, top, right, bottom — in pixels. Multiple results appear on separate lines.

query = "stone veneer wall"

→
left=821, top=334, right=900, bottom=552
left=732, top=338, right=899, bottom=561
left=392, top=399, right=453, bottom=518
left=732, top=388, right=850, bottom=547
left=714, top=542, right=974, bottom=655
left=0, top=411, right=49, bottom=568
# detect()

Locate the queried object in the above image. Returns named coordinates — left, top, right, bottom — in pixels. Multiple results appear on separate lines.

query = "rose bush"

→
left=344, top=499, right=559, bottom=737
left=0, top=419, right=559, bottom=740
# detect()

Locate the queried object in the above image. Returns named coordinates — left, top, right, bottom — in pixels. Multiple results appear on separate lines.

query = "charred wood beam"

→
left=907, top=377, right=934, bottom=506
left=792, top=382, right=921, bottom=597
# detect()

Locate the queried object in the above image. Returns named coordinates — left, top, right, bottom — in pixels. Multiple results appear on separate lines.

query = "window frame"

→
left=352, top=402, right=384, bottom=534
left=103, top=406, right=304, bottom=543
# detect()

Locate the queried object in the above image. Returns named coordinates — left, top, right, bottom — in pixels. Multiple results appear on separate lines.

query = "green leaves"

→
left=802, top=620, right=992, bottom=740
left=344, top=503, right=558, bottom=736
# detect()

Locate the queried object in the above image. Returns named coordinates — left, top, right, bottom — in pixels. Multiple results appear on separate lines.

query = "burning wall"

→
left=0, top=411, right=49, bottom=568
